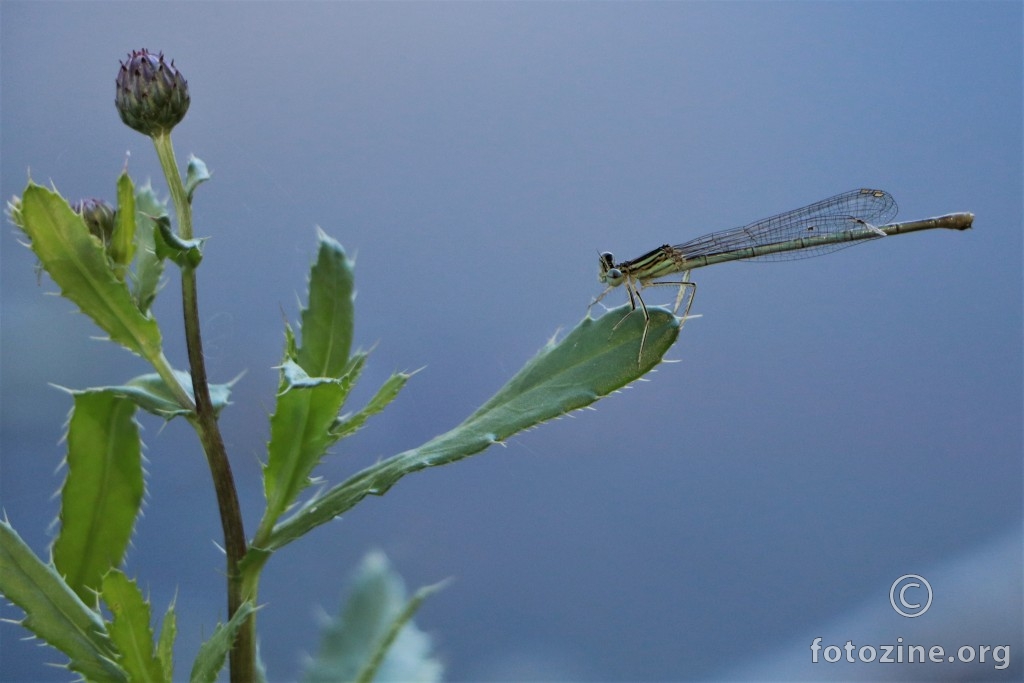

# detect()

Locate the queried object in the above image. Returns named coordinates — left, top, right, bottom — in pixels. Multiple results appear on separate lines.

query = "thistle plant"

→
left=0, top=49, right=681, bottom=682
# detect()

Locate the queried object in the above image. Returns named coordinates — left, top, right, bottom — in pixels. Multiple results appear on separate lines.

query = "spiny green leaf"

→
left=337, top=351, right=368, bottom=394
left=0, top=519, right=127, bottom=682
left=188, top=601, right=257, bottom=683
left=156, top=599, right=176, bottom=683
left=101, top=570, right=166, bottom=683
left=296, top=229, right=355, bottom=378
left=355, top=579, right=446, bottom=683
left=264, top=305, right=681, bottom=551
left=184, top=156, right=210, bottom=202
left=53, top=391, right=143, bottom=603
left=111, top=171, right=136, bottom=274
left=254, top=354, right=368, bottom=545
left=104, top=369, right=234, bottom=420
left=14, top=182, right=162, bottom=359
left=283, top=321, right=299, bottom=363
left=303, top=551, right=443, bottom=683
left=255, top=650, right=269, bottom=683
left=154, top=216, right=203, bottom=269
left=330, top=371, right=412, bottom=441
left=132, top=183, right=168, bottom=314
left=260, top=361, right=348, bottom=533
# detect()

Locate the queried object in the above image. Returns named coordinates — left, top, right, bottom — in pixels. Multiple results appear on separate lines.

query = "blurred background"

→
left=1, top=3, right=1020, bottom=681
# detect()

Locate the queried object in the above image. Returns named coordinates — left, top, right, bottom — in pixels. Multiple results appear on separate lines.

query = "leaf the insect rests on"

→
left=13, top=182, right=162, bottom=360
left=110, top=171, right=136, bottom=274
left=264, top=305, right=681, bottom=551
left=189, top=601, right=257, bottom=683
left=0, top=519, right=127, bottom=683
left=295, top=229, right=355, bottom=379
left=101, top=570, right=167, bottom=683
left=53, top=391, right=144, bottom=603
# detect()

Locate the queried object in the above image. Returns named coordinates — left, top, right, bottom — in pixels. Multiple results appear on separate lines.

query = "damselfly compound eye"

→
left=599, top=252, right=617, bottom=278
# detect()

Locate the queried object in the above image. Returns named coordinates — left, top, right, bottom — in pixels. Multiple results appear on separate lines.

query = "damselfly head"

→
left=598, top=252, right=624, bottom=285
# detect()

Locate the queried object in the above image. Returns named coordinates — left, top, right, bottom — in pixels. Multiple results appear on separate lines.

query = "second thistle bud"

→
left=74, top=198, right=117, bottom=245
left=115, top=49, right=190, bottom=136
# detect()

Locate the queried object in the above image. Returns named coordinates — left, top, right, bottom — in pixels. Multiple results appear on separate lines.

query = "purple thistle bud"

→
left=73, top=198, right=117, bottom=245
left=115, top=49, right=190, bottom=136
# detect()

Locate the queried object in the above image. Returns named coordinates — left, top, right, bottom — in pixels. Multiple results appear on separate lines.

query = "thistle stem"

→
left=151, top=132, right=254, bottom=683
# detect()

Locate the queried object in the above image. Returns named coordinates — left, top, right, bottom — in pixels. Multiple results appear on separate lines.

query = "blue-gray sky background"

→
left=2, top=2, right=1020, bottom=681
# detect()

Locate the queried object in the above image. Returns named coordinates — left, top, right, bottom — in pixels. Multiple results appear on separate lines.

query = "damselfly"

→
left=591, top=188, right=974, bottom=361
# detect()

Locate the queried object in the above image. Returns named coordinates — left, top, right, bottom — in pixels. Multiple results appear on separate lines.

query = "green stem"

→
left=152, top=133, right=192, bottom=240
left=152, top=132, right=255, bottom=683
